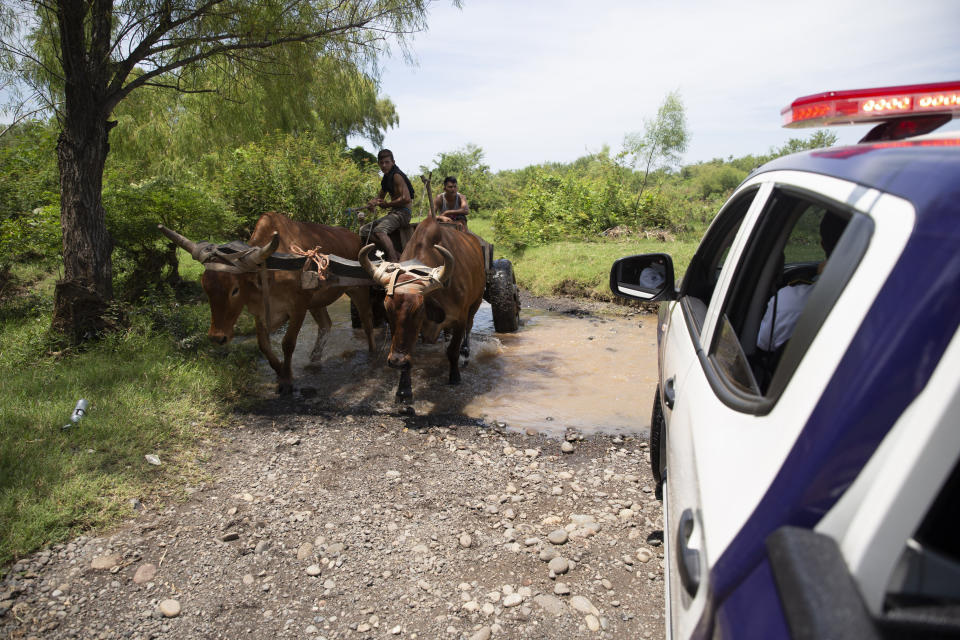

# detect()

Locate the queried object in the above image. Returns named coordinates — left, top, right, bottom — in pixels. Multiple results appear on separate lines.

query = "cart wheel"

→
left=488, top=259, right=520, bottom=333
left=351, top=289, right=388, bottom=328
left=350, top=301, right=362, bottom=328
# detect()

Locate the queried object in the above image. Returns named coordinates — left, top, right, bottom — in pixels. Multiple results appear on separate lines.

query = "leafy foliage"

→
left=0, top=121, right=60, bottom=265
left=419, top=144, right=504, bottom=214
left=0, top=204, right=61, bottom=266
left=772, top=130, right=839, bottom=157
left=492, top=150, right=673, bottom=251
left=109, top=60, right=399, bottom=176
left=621, top=90, right=690, bottom=200
left=221, top=133, right=380, bottom=231
left=103, top=168, right=237, bottom=299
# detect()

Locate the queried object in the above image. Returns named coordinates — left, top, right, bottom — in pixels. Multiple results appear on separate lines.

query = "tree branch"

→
left=110, top=16, right=385, bottom=109
left=0, top=104, right=51, bottom=137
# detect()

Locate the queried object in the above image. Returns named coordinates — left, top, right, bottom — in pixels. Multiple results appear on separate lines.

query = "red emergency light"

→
left=782, top=81, right=960, bottom=128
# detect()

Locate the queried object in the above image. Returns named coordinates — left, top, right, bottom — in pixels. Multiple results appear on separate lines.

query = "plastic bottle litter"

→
left=71, top=399, right=88, bottom=422
left=62, top=398, right=89, bottom=430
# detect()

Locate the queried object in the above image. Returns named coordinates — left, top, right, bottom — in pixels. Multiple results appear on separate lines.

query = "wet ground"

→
left=273, top=298, right=658, bottom=437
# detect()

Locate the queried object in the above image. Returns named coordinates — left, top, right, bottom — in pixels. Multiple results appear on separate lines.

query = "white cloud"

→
left=356, top=0, right=960, bottom=172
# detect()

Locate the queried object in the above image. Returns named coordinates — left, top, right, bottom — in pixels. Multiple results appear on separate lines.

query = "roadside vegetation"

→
left=0, top=263, right=261, bottom=568
left=0, top=27, right=837, bottom=568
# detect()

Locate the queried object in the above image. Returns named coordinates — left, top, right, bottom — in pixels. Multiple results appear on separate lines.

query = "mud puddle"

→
left=265, top=298, right=658, bottom=436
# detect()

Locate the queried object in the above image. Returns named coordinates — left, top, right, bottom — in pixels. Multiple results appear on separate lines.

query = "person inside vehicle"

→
left=433, top=176, right=469, bottom=227
left=638, top=258, right=666, bottom=290
left=757, top=212, right=847, bottom=353
left=362, top=149, right=414, bottom=262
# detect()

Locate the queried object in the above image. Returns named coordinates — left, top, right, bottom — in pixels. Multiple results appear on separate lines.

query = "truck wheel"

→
left=651, top=388, right=666, bottom=501
left=488, top=259, right=520, bottom=333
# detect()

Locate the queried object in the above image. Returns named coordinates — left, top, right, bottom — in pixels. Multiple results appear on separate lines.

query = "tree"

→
left=771, top=129, right=838, bottom=158
left=420, top=143, right=502, bottom=213
left=108, top=58, right=399, bottom=176
left=0, top=0, right=441, bottom=343
left=621, top=90, right=689, bottom=204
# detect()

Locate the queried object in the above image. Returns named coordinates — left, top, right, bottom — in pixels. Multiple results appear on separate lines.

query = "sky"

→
left=354, top=0, right=960, bottom=173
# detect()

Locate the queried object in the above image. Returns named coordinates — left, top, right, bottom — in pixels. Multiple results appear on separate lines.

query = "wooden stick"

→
left=420, top=171, right=436, bottom=217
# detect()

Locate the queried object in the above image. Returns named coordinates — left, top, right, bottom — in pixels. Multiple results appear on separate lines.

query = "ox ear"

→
left=255, top=232, right=280, bottom=263
left=158, top=224, right=203, bottom=260
left=434, top=244, right=455, bottom=286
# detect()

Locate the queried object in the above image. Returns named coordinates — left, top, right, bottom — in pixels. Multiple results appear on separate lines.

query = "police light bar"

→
left=782, top=81, right=960, bottom=128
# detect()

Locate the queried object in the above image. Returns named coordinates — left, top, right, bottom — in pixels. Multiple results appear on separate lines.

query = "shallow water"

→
left=274, top=297, right=658, bottom=436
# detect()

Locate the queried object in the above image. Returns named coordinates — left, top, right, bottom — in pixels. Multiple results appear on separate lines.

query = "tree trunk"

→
left=49, top=0, right=120, bottom=342
left=51, top=113, right=116, bottom=342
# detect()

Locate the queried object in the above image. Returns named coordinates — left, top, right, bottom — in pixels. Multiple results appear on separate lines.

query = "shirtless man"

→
left=433, top=176, right=469, bottom=227
left=362, top=149, right=414, bottom=262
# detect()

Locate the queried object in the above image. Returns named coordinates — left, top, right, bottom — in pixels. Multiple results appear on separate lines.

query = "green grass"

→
left=503, top=237, right=698, bottom=299
left=467, top=216, right=495, bottom=245
left=467, top=216, right=700, bottom=300
left=0, top=265, right=260, bottom=569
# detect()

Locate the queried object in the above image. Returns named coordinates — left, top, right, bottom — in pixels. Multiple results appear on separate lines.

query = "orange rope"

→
left=290, top=245, right=330, bottom=280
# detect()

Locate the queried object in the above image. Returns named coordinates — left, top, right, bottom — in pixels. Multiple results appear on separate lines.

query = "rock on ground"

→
left=0, top=321, right=665, bottom=640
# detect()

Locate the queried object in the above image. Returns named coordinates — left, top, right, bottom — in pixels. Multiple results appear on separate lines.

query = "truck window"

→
left=680, top=187, right=759, bottom=332
left=707, top=188, right=859, bottom=404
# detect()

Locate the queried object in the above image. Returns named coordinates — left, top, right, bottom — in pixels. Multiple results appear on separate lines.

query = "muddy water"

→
left=275, top=298, right=658, bottom=436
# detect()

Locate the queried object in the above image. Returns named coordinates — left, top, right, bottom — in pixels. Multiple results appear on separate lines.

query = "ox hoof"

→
left=276, top=382, right=295, bottom=395
left=395, top=391, right=413, bottom=405
left=448, top=374, right=462, bottom=386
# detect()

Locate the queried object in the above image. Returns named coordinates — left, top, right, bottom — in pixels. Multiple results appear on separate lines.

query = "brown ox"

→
left=160, top=211, right=376, bottom=393
left=359, top=215, right=486, bottom=403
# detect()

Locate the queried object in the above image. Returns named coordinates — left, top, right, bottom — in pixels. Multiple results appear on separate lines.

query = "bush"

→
left=491, top=163, right=636, bottom=251
left=0, top=121, right=60, bottom=266
left=0, top=204, right=62, bottom=265
left=222, top=133, right=379, bottom=231
left=103, top=170, right=237, bottom=300
left=693, top=164, right=747, bottom=198
left=419, top=144, right=505, bottom=214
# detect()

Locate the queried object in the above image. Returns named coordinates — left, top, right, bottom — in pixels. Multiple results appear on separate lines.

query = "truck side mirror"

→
left=610, top=253, right=677, bottom=302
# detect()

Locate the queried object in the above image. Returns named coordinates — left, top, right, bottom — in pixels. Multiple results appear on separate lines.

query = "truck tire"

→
left=487, top=259, right=520, bottom=333
left=651, top=388, right=666, bottom=501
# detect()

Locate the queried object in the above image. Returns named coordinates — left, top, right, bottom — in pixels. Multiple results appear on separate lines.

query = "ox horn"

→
left=157, top=224, right=204, bottom=260
left=255, top=232, right=280, bottom=263
left=358, top=243, right=387, bottom=283
left=434, top=244, right=455, bottom=286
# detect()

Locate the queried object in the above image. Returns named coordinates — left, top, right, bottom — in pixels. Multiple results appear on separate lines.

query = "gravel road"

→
left=0, top=297, right=665, bottom=640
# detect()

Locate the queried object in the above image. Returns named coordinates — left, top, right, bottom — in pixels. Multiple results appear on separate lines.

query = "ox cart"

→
left=209, top=231, right=521, bottom=333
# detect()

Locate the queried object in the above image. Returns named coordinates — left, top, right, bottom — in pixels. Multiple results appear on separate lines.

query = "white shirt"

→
left=639, top=265, right=666, bottom=289
left=757, top=283, right=815, bottom=351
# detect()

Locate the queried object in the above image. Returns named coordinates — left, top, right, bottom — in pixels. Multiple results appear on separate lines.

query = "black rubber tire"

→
left=487, top=259, right=520, bottom=333
left=350, top=301, right=362, bottom=329
left=351, top=289, right=388, bottom=329
left=651, top=387, right=666, bottom=501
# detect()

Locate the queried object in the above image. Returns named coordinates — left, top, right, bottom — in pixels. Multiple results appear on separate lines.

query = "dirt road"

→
left=0, top=298, right=665, bottom=640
